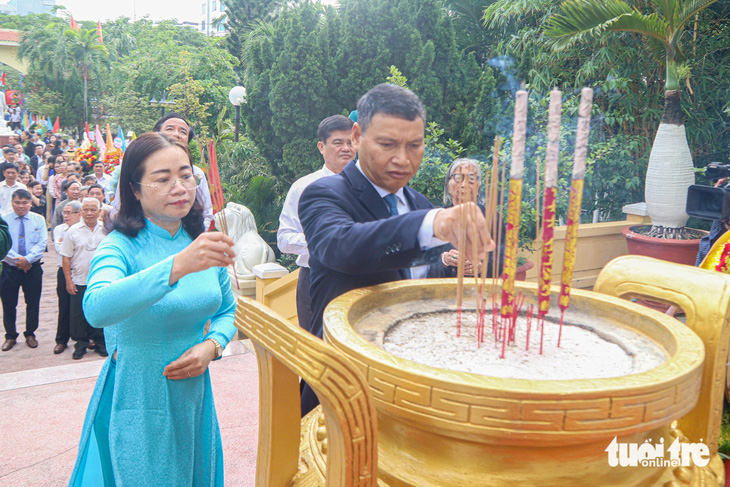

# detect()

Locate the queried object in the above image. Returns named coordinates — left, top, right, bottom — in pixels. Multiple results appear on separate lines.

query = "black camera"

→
left=686, top=163, right=730, bottom=221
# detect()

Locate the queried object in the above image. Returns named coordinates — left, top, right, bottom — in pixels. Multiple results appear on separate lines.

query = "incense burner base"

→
left=319, top=278, right=712, bottom=486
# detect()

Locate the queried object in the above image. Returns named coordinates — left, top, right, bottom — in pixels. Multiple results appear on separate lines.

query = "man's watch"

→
left=207, top=338, right=223, bottom=359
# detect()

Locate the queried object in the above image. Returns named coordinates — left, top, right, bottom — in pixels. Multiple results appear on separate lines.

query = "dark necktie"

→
left=17, top=216, right=26, bottom=256
left=383, top=193, right=411, bottom=278
left=384, top=193, right=398, bottom=217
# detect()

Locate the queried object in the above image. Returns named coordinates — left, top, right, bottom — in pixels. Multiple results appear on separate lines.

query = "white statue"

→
left=215, top=202, right=276, bottom=297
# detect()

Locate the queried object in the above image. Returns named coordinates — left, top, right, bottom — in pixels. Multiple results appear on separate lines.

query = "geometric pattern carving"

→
left=358, top=358, right=701, bottom=441
left=236, top=297, right=378, bottom=486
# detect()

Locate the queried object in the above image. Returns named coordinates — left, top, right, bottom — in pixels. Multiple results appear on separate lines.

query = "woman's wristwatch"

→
left=206, top=338, right=223, bottom=359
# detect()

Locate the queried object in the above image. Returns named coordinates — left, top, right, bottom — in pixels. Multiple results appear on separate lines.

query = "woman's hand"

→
left=169, top=232, right=236, bottom=286
left=163, top=340, right=217, bottom=380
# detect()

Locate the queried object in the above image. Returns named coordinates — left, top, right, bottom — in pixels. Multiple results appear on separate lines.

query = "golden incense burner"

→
left=237, top=255, right=730, bottom=486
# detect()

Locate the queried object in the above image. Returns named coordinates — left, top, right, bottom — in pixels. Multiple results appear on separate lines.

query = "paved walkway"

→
left=0, top=237, right=259, bottom=486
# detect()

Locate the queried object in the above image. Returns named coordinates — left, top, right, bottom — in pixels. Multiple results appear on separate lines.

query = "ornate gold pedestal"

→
left=304, top=256, right=729, bottom=486
left=238, top=255, right=730, bottom=486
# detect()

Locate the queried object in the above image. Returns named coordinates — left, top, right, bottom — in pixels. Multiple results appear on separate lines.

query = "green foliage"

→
left=242, top=0, right=498, bottom=182
left=409, top=122, right=465, bottom=205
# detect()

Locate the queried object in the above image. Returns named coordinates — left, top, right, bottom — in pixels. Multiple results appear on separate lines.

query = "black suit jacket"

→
left=299, top=160, right=446, bottom=338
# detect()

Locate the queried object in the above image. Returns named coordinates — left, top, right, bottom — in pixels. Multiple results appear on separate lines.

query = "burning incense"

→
left=538, top=89, right=562, bottom=317
left=557, top=87, right=593, bottom=346
left=500, top=90, right=528, bottom=322
left=538, top=89, right=562, bottom=354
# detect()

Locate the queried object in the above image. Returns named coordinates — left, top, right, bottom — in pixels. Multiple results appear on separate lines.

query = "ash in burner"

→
left=382, top=309, right=665, bottom=380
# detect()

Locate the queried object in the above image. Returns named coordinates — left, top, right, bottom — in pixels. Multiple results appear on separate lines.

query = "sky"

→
left=55, top=1, right=202, bottom=24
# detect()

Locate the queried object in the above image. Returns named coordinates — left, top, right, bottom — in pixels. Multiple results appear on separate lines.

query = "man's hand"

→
left=163, top=341, right=217, bottom=380
left=434, top=202, right=494, bottom=258
left=66, top=281, right=77, bottom=295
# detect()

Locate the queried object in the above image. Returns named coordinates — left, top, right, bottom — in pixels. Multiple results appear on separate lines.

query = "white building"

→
left=200, top=0, right=227, bottom=36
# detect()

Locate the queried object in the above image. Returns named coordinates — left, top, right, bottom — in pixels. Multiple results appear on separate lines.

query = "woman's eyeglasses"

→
left=136, top=174, right=202, bottom=195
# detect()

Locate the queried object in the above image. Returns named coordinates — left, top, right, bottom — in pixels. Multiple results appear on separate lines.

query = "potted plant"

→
left=545, top=0, right=715, bottom=263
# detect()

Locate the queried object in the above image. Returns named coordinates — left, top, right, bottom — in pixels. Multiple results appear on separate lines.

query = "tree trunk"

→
left=83, top=67, right=88, bottom=126
left=644, top=90, right=695, bottom=233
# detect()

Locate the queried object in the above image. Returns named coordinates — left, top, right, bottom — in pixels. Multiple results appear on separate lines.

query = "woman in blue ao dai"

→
left=69, top=133, right=238, bottom=486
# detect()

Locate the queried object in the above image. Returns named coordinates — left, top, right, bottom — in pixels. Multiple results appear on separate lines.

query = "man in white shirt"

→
left=52, top=200, right=81, bottom=354
left=277, top=115, right=354, bottom=329
left=0, top=163, right=28, bottom=214
left=91, top=161, right=110, bottom=191
left=60, top=197, right=106, bottom=359
left=1, top=189, right=48, bottom=351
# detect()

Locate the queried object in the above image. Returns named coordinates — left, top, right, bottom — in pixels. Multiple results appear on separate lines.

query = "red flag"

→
left=70, top=16, right=80, bottom=32
left=84, top=122, right=91, bottom=140
left=0, top=72, right=5, bottom=86
left=97, top=21, right=104, bottom=43
left=53, top=116, right=60, bottom=133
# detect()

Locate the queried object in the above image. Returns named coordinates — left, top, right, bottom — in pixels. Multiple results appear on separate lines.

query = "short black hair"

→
left=28, top=180, right=41, bottom=189
left=356, top=83, right=426, bottom=133
left=3, top=163, right=19, bottom=173
left=153, top=112, right=195, bottom=143
left=63, top=180, right=80, bottom=191
left=82, top=175, right=97, bottom=185
left=11, top=188, right=31, bottom=200
left=88, top=183, right=105, bottom=194
left=317, top=115, right=354, bottom=143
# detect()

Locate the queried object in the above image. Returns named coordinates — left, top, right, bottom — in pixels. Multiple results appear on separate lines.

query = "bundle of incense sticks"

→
left=557, top=87, right=593, bottom=345
left=452, top=87, right=592, bottom=359
left=207, top=140, right=239, bottom=290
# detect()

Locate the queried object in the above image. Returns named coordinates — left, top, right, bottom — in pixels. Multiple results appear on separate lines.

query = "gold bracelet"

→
left=206, top=338, right=223, bottom=359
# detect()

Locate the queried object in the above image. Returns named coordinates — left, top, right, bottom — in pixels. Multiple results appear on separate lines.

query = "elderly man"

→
left=0, top=163, right=27, bottom=214
left=277, top=114, right=354, bottom=330
left=52, top=180, right=81, bottom=232
left=1, top=190, right=48, bottom=351
left=60, top=197, right=106, bottom=359
left=52, top=200, right=82, bottom=354
left=298, top=83, right=492, bottom=414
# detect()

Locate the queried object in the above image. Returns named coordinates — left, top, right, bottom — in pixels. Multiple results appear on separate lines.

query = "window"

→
left=212, top=1, right=216, bottom=10
left=202, top=3, right=206, bottom=13
left=201, top=21, right=206, bottom=32
left=219, top=24, right=225, bottom=31
left=220, top=1, right=225, bottom=10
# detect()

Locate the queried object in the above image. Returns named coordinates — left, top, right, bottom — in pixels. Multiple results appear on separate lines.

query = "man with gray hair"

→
left=60, top=197, right=106, bottom=359
left=52, top=200, right=82, bottom=354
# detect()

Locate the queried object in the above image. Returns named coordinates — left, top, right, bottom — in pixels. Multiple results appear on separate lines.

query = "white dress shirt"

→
left=2, top=210, right=48, bottom=266
left=277, top=165, right=336, bottom=268
left=59, top=220, right=105, bottom=286
left=0, top=181, right=28, bottom=214
left=355, top=161, right=445, bottom=279
left=53, top=223, right=70, bottom=267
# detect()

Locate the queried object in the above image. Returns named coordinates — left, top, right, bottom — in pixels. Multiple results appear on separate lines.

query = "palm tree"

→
left=63, top=29, right=109, bottom=126
left=545, top=0, right=718, bottom=237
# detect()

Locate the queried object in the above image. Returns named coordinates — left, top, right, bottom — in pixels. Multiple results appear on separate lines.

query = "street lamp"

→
left=149, top=90, right=176, bottom=118
left=228, top=86, right=246, bottom=142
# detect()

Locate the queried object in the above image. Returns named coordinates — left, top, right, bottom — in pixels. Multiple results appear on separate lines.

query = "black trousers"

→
left=1, top=263, right=43, bottom=340
left=296, top=266, right=313, bottom=331
left=55, top=267, right=71, bottom=345
left=70, top=285, right=104, bottom=352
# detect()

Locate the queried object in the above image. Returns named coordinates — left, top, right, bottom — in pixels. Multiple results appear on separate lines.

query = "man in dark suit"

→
left=298, top=83, right=491, bottom=415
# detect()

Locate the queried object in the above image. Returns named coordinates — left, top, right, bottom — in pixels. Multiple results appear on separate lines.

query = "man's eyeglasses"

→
left=450, top=173, right=478, bottom=184
left=136, top=174, right=201, bottom=195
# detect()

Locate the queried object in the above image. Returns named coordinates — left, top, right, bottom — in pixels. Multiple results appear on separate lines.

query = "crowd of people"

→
left=0, top=85, right=494, bottom=485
